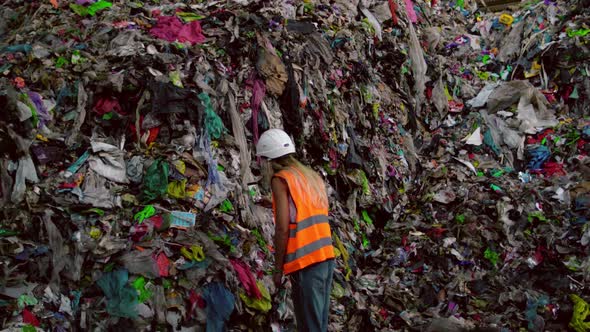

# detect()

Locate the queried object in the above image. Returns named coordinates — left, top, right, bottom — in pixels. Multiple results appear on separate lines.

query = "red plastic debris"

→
left=23, top=309, right=40, bottom=327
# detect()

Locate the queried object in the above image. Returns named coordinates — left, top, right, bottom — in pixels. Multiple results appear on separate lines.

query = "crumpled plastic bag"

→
left=570, top=294, right=590, bottom=332
left=202, top=282, right=235, bottom=332
left=431, top=79, right=448, bottom=115
left=150, top=16, right=206, bottom=44
left=88, top=141, right=129, bottom=183
left=467, top=83, right=499, bottom=109
left=230, top=260, right=262, bottom=299
left=497, top=20, right=524, bottom=62
left=486, top=80, right=549, bottom=115
left=526, top=145, right=551, bottom=170
left=11, top=155, right=39, bottom=204
left=407, top=14, right=428, bottom=105
left=119, top=250, right=160, bottom=279
left=140, top=159, right=169, bottom=202
left=126, top=155, right=144, bottom=184
left=199, top=92, right=227, bottom=140
left=81, top=170, right=122, bottom=208
left=108, top=30, right=144, bottom=57
left=256, top=33, right=287, bottom=96
left=360, top=7, right=382, bottom=41
left=96, top=269, right=138, bottom=318
left=239, top=281, right=271, bottom=313
left=303, top=33, right=334, bottom=67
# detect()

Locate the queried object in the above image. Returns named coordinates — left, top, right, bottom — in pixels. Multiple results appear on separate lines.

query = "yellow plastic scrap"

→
left=570, top=294, right=590, bottom=332
left=525, top=60, right=542, bottom=78
left=191, top=245, right=205, bottom=262
left=499, top=14, right=514, bottom=26
left=180, top=247, right=193, bottom=261
left=239, top=281, right=272, bottom=313
left=181, top=245, right=205, bottom=262
left=167, top=179, right=187, bottom=199
left=89, top=226, right=102, bottom=239
left=172, top=160, right=186, bottom=175
left=334, top=234, right=352, bottom=281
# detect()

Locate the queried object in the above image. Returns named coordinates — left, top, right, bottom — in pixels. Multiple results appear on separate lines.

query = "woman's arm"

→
left=271, top=177, right=290, bottom=284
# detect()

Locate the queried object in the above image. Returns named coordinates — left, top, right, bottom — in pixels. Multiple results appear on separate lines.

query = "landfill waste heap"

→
left=0, top=0, right=589, bottom=331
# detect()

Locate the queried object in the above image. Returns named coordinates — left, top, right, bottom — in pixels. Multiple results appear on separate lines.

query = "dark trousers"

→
left=290, top=259, right=335, bottom=332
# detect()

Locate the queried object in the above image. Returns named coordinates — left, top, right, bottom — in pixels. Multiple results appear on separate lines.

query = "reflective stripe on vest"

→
left=288, top=215, right=330, bottom=238
left=273, top=167, right=335, bottom=274
left=284, top=236, right=333, bottom=262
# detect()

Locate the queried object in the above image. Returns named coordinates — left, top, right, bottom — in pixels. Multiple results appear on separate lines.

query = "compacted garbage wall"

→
left=0, top=0, right=589, bottom=331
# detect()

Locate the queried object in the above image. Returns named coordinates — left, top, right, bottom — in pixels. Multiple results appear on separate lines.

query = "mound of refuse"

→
left=0, top=0, right=589, bottom=331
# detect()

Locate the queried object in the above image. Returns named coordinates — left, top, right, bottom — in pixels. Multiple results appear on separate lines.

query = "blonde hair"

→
left=272, top=155, right=328, bottom=208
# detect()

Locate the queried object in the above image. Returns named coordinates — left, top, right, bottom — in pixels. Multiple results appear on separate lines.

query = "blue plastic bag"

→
left=202, top=282, right=235, bottom=332
left=96, top=269, right=138, bottom=318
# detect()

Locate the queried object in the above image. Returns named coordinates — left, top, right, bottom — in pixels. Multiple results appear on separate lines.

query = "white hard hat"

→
left=256, top=129, right=296, bottom=160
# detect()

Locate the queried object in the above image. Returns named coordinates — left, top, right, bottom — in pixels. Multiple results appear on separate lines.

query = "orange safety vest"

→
left=273, top=166, right=335, bottom=274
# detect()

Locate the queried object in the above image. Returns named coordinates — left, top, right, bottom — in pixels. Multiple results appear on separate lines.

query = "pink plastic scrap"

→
left=230, top=259, right=262, bottom=299
left=150, top=16, right=206, bottom=44
left=155, top=252, right=170, bottom=277
left=404, top=0, right=418, bottom=23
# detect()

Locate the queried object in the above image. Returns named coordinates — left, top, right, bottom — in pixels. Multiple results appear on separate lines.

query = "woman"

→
left=256, top=128, right=335, bottom=332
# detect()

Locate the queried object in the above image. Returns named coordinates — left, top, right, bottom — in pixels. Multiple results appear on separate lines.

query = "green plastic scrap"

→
left=162, top=279, right=172, bottom=289
left=140, top=160, right=169, bottom=202
left=198, top=92, right=227, bottom=139
left=570, top=86, right=580, bottom=99
left=177, top=12, right=205, bottom=22
left=455, top=214, right=466, bottom=224
left=490, top=169, right=504, bottom=178
left=84, top=208, right=105, bottom=216
left=239, top=281, right=271, bottom=313
left=372, top=103, right=380, bottom=119
left=490, top=184, right=503, bottom=192
left=70, top=0, right=113, bottom=16
left=570, top=294, right=590, bottom=332
left=361, top=233, right=370, bottom=249
left=169, top=70, right=184, bottom=88
left=484, top=248, right=500, bottom=267
left=19, top=93, right=38, bottom=128
left=567, top=28, right=590, bottom=38
left=71, top=50, right=84, bottom=64
left=55, top=56, right=69, bottom=68
left=219, top=199, right=234, bottom=213
left=102, top=112, right=114, bottom=120
left=356, top=169, right=370, bottom=195
left=22, top=326, right=36, bottom=332
left=331, top=282, right=345, bottom=299
left=0, top=229, right=19, bottom=237
left=334, top=234, right=352, bottom=281
left=564, top=256, right=583, bottom=271
left=483, top=130, right=501, bottom=156
left=104, top=262, right=115, bottom=272
left=132, top=277, right=153, bottom=303
left=361, top=210, right=373, bottom=226
left=17, top=294, right=38, bottom=309
left=209, top=233, right=236, bottom=252
left=527, top=211, right=548, bottom=223
left=251, top=229, right=269, bottom=254
left=134, top=205, right=156, bottom=224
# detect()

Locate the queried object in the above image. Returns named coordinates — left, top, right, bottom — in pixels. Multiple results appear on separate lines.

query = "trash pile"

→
left=0, top=0, right=589, bottom=331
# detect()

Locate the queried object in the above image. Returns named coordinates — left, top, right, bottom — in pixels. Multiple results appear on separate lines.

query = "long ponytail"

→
left=272, top=155, right=328, bottom=208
